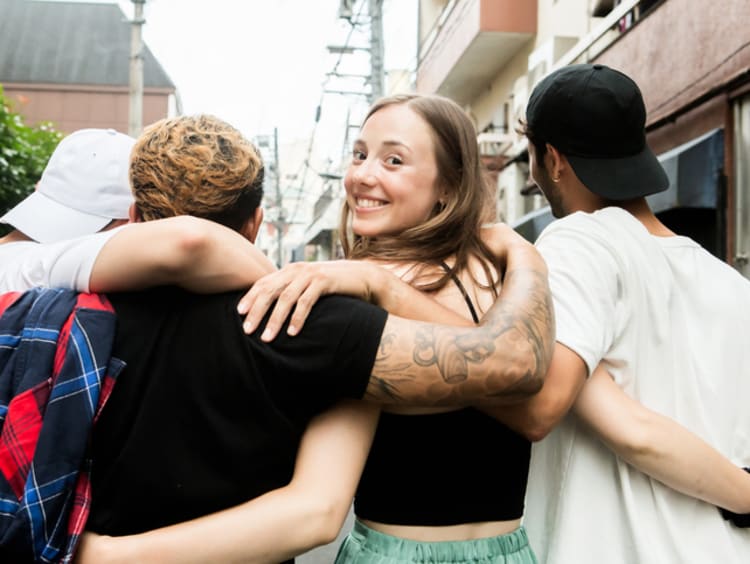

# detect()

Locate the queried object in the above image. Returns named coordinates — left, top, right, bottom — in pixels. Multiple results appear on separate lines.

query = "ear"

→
left=545, top=143, right=565, bottom=182
left=128, top=202, right=142, bottom=223
left=241, top=207, right=264, bottom=243
left=436, top=185, right=448, bottom=209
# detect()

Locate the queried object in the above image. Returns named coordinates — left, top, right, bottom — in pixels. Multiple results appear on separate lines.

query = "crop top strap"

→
left=439, top=261, right=479, bottom=324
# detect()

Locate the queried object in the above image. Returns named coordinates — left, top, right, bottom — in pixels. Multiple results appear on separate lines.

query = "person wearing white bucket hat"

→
left=1, top=128, right=135, bottom=242
left=0, top=127, right=275, bottom=293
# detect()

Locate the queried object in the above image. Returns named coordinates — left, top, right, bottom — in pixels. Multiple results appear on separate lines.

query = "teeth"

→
left=356, top=198, right=386, bottom=208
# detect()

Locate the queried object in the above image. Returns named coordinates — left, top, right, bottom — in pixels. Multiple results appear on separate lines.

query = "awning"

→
left=648, top=128, right=724, bottom=213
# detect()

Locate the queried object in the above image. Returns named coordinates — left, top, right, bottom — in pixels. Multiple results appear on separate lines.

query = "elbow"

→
left=523, top=419, right=555, bottom=443
left=174, top=216, right=215, bottom=254
left=510, top=395, right=566, bottom=442
left=165, top=216, right=215, bottom=271
left=517, top=410, right=558, bottom=442
left=305, top=496, right=350, bottom=547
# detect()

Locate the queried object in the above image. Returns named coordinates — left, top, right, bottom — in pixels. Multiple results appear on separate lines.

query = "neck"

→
left=0, top=230, right=33, bottom=244
left=615, top=198, right=675, bottom=237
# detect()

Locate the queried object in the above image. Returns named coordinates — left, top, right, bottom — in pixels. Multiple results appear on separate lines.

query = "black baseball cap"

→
left=526, top=63, right=668, bottom=200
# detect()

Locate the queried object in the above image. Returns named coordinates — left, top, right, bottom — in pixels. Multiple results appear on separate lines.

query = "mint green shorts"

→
left=334, top=520, right=538, bottom=563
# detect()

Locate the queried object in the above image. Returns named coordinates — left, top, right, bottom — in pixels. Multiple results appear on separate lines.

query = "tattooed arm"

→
left=479, top=343, right=587, bottom=440
left=365, top=238, right=554, bottom=405
left=72, top=237, right=553, bottom=563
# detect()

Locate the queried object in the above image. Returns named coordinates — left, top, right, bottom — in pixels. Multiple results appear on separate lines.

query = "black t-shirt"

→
left=87, top=287, right=387, bottom=542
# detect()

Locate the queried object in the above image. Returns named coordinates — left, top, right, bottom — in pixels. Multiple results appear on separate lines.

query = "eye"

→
left=352, top=149, right=366, bottom=162
left=385, top=155, right=403, bottom=166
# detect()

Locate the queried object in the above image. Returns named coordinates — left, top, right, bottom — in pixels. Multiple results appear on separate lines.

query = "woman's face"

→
left=344, top=104, right=442, bottom=238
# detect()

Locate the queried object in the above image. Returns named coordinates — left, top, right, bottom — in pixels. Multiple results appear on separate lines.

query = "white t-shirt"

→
left=0, top=227, right=125, bottom=293
left=525, top=207, right=750, bottom=563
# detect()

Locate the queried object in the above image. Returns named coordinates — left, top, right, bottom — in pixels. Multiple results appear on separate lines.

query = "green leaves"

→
left=0, top=85, right=63, bottom=226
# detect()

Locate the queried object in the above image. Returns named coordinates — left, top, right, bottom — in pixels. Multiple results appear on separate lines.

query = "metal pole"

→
left=128, top=0, right=146, bottom=137
left=368, top=0, right=384, bottom=102
left=273, top=127, right=285, bottom=267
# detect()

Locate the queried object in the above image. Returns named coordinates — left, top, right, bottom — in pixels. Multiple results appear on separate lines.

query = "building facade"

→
left=416, top=0, right=750, bottom=273
left=0, top=0, right=177, bottom=134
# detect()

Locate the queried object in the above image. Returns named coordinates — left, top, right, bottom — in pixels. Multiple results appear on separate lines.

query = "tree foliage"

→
left=0, top=86, right=63, bottom=219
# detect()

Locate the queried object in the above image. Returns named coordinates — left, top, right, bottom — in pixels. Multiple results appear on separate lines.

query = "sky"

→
left=109, top=0, right=418, bottom=159
left=44, top=0, right=418, bottom=250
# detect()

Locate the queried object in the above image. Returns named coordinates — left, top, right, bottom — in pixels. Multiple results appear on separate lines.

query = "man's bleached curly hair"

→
left=130, top=114, right=264, bottom=231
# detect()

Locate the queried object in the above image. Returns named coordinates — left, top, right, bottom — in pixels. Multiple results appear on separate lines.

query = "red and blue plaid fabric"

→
left=0, top=288, right=122, bottom=563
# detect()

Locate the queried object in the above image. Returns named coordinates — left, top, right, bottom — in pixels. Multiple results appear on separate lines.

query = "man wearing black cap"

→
left=503, top=63, right=750, bottom=563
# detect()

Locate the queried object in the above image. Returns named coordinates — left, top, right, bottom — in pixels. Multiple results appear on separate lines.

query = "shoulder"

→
left=305, top=295, right=388, bottom=329
left=0, top=241, right=48, bottom=292
left=536, top=210, right=628, bottom=274
left=0, top=240, right=42, bottom=258
left=537, top=208, right=634, bottom=244
left=109, top=287, right=244, bottom=317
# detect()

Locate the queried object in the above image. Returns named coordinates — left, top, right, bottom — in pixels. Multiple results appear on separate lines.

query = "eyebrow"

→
left=353, top=138, right=411, bottom=152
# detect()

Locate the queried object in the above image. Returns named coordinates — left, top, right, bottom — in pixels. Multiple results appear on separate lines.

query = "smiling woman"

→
left=303, top=93, right=538, bottom=564
left=340, top=94, right=499, bottom=293
left=346, top=103, right=442, bottom=238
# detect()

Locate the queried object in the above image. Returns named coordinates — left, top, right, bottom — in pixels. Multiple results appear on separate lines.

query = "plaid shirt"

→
left=0, top=288, right=122, bottom=563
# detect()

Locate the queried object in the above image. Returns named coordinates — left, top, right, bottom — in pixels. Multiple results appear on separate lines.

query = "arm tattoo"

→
left=366, top=253, right=555, bottom=407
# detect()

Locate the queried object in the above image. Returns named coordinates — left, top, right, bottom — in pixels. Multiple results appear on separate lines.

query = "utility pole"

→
left=368, top=0, right=385, bottom=102
left=273, top=127, right=285, bottom=267
left=128, top=0, right=146, bottom=137
left=331, top=0, right=384, bottom=102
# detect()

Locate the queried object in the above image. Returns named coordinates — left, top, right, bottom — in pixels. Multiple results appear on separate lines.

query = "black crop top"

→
left=354, top=268, right=531, bottom=526
left=354, top=409, right=530, bottom=525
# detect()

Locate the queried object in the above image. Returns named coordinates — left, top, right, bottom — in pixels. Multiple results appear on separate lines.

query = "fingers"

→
left=237, top=263, right=331, bottom=341
left=259, top=275, right=316, bottom=341
left=286, top=281, right=325, bottom=337
left=237, top=261, right=359, bottom=341
left=238, top=270, right=299, bottom=335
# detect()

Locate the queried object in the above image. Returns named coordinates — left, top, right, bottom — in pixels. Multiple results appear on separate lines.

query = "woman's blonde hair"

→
left=339, top=94, right=498, bottom=292
left=130, top=114, right=264, bottom=231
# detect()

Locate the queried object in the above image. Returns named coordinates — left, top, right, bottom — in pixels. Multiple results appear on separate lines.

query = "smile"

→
left=355, top=198, right=387, bottom=209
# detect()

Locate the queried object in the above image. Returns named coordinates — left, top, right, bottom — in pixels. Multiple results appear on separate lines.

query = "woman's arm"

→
left=237, top=224, right=538, bottom=340
left=76, top=401, right=378, bottom=564
left=89, top=216, right=276, bottom=293
left=575, top=366, right=750, bottom=514
left=238, top=260, right=471, bottom=340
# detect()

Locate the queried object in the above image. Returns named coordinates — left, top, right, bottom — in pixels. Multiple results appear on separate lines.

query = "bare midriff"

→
left=359, top=517, right=522, bottom=542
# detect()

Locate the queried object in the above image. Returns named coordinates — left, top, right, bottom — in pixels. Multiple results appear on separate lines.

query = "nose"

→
left=350, top=158, right=377, bottom=187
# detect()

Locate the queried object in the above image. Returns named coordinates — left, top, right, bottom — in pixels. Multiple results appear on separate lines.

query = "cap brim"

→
left=0, top=191, right=113, bottom=243
left=567, top=145, right=669, bottom=201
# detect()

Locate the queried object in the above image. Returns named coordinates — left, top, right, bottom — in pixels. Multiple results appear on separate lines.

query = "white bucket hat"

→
left=0, top=128, right=136, bottom=243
